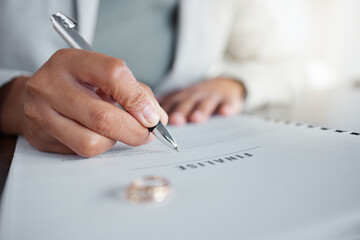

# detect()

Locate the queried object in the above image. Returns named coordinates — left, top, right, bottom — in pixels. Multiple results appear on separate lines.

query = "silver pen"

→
left=50, top=12, right=179, bottom=152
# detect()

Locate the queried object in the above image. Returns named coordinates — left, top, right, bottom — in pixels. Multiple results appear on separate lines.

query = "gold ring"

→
left=126, top=176, right=170, bottom=204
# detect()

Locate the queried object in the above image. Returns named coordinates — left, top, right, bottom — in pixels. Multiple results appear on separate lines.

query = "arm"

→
left=0, top=68, right=33, bottom=89
left=0, top=75, right=27, bottom=135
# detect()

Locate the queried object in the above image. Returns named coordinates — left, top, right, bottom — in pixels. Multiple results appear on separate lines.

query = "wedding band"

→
left=126, top=176, right=170, bottom=204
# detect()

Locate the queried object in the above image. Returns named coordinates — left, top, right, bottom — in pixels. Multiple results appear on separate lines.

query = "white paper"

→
left=1, top=115, right=360, bottom=240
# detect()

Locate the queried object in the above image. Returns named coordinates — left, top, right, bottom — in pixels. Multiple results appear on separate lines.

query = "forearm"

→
left=0, top=76, right=28, bottom=135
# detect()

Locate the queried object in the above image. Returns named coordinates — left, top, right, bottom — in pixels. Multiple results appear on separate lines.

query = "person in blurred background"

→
left=0, top=0, right=295, bottom=156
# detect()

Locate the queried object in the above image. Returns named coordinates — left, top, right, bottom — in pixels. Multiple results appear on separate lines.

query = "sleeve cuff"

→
left=0, top=69, right=32, bottom=88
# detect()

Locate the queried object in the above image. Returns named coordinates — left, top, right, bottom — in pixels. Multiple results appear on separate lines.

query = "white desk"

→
left=250, top=86, right=360, bottom=132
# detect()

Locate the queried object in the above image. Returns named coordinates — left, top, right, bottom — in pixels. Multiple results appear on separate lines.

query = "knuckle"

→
left=48, top=49, right=76, bottom=70
left=104, top=58, right=129, bottom=83
left=24, top=78, right=38, bottom=96
left=105, top=59, right=148, bottom=109
left=141, top=83, right=152, bottom=93
left=92, top=108, right=117, bottom=135
left=124, top=88, right=149, bottom=112
left=23, top=102, right=38, bottom=121
left=25, top=74, right=50, bottom=99
left=24, top=70, right=49, bottom=94
left=51, top=48, right=72, bottom=61
left=26, top=64, right=55, bottom=97
left=91, top=107, right=127, bottom=140
left=77, top=135, right=105, bottom=157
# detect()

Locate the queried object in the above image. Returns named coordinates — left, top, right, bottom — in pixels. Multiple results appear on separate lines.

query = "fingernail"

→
left=222, top=106, right=232, bottom=115
left=170, top=112, right=186, bottom=125
left=142, top=104, right=160, bottom=126
left=191, top=110, right=204, bottom=122
left=193, top=110, right=203, bottom=119
left=221, top=105, right=237, bottom=116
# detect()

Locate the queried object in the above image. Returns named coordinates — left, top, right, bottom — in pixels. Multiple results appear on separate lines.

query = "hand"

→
left=0, top=49, right=167, bottom=157
left=159, top=77, right=245, bottom=125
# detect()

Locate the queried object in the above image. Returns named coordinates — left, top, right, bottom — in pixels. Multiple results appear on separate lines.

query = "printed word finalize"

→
left=175, top=152, right=253, bottom=171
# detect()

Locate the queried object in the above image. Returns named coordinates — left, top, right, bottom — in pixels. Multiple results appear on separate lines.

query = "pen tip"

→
left=174, top=147, right=179, bottom=152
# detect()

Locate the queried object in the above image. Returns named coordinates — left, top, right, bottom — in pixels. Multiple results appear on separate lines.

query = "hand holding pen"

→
left=50, top=12, right=178, bottom=152
left=10, top=12, right=176, bottom=157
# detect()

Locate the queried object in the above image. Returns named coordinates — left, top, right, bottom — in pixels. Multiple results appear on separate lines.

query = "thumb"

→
left=121, top=82, right=160, bottom=128
left=111, top=72, right=160, bottom=128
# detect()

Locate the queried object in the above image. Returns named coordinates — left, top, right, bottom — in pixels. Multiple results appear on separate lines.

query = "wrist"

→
left=0, top=76, right=29, bottom=135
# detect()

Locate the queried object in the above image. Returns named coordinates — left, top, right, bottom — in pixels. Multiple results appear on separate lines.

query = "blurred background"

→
left=267, top=0, right=360, bottom=89
left=254, top=0, right=360, bottom=131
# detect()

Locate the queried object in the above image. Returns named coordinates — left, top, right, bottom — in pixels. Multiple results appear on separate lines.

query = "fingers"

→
left=95, top=88, right=117, bottom=104
left=48, top=111, right=118, bottom=157
left=53, top=49, right=160, bottom=128
left=140, top=83, right=168, bottom=125
left=218, top=97, right=242, bottom=116
left=46, top=82, right=151, bottom=147
left=23, top=100, right=117, bottom=157
left=168, top=95, right=222, bottom=125
left=162, top=94, right=215, bottom=125
left=169, top=97, right=198, bottom=125
left=189, top=95, right=222, bottom=123
left=22, top=49, right=166, bottom=156
left=169, top=112, right=187, bottom=125
left=159, top=78, right=245, bottom=125
left=23, top=119, right=74, bottom=155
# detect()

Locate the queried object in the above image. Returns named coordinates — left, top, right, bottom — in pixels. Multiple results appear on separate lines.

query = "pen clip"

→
left=51, top=12, right=77, bottom=29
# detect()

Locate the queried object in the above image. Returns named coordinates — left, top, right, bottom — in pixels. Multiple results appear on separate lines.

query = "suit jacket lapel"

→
left=155, top=0, right=231, bottom=95
left=155, top=0, right=207, bottom=94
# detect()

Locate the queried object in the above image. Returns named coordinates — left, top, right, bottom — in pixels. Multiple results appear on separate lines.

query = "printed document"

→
left=1, top=115, right=360, bottom=240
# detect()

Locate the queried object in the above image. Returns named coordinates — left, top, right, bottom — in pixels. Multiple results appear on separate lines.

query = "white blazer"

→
left=0, top=0, right=300, bottom=110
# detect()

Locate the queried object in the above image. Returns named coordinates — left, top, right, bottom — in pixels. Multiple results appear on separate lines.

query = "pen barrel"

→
left=152, top=127, right=177, bottom=150
left=50, top=12, right=178, bottom=152
left=151, top=121, right=178, bottom=151
left=51, top=16, right=93, bottom=51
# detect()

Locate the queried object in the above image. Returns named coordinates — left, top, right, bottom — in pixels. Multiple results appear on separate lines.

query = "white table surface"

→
left=250, top=85, right=360, bottom=132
